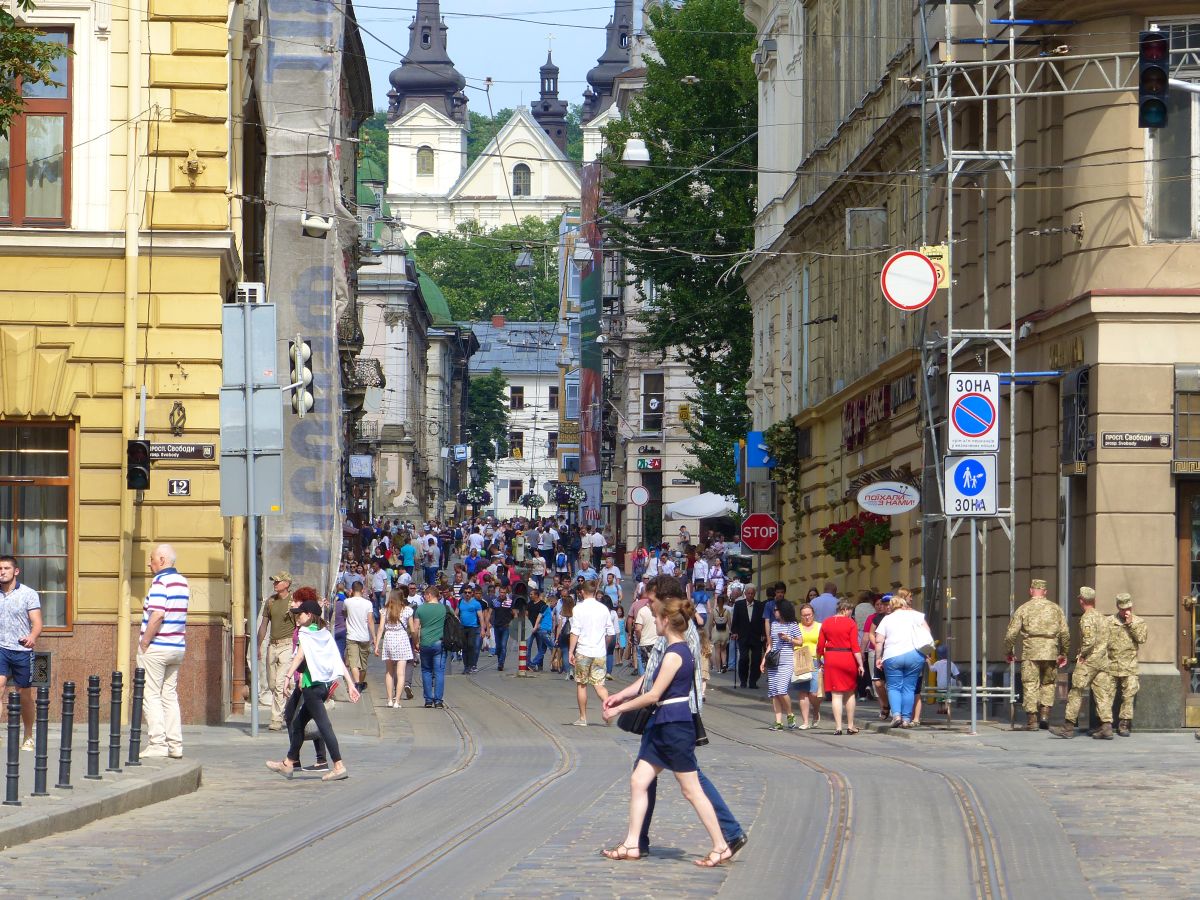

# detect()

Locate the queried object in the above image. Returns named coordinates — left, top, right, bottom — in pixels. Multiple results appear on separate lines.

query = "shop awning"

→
left=663, top=492, right=740, bottom=521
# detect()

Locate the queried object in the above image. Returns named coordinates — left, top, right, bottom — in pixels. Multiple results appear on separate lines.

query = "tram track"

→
left=705, top=695, right=1006, bottom=900
left=188, top=674, right=575, bottom=899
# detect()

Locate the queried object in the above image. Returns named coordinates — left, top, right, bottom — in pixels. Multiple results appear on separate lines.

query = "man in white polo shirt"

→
left=0, top=555, right=43, bottom=751
left=138, top=544, right=189, bottom=759
left=568, top=579, right=614, bottom=726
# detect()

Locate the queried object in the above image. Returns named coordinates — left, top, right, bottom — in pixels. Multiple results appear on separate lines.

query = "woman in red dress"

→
left=817, top=598, right=865, bottom=734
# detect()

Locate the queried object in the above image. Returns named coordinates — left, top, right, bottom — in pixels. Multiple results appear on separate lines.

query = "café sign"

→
left=856, top=481, right=921, bottom=515
left=842, top=374, right=917, bottom=450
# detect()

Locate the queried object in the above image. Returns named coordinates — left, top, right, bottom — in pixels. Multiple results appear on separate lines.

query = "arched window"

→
left=512, top=163, right=531, bottom=197
left=416, top=146, right=434, bottom=176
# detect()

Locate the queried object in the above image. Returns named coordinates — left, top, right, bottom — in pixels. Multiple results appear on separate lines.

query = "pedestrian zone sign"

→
left=948, top=372, right=1000, bottom=452
left=944, top=454, right=998, bottom=517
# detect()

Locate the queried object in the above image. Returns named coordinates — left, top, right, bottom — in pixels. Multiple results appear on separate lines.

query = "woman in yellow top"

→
left=792, top=603, right=823, bottom=729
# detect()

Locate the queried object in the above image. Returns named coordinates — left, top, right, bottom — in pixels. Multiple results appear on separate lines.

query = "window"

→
left=565, top=382, right=580, bottom=419
left=568, top=319, right=581, bottom=356
left=508, top=479, right=524, bottom=504
left=509, top=431, right=524, bottom=458
left=548, top=385, right=559, bottom=411
left=567, top=261, right=582, bottom=298
left=512, top=163, right=531, bottom=197
left=416, top=146, right=434, bottom=177
left=642, top=373, right=665, bottom=432
left=547, top=432, right=558, bottom=456
left=1149, top=22, right=1200, bottom=239
left=0, top=425, right=71, bottom=627
left=509, top=385, right=525, bottom=411
left=1, top=30, right=72, bottom=226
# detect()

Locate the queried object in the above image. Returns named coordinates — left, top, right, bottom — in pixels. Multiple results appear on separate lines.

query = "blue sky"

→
left=354, top=1, right=623, bottom=116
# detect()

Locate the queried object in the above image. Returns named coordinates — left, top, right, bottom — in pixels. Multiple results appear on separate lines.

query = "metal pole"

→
left=85, top=675, right=101, bottom=780
left=4, top=691, right=20, bottom=806
left=126, top=667, right=145, bottom=766
left=491, top=437, right=500, bottom=520
left=32, top=685, right=49, bottom=796
left=243, top=302, right=261, bottom=739
left=56, top=681, right=75, bottom=790
left=969, top=518, right=979, bottom=736
left=107, top=670, right=123, bottom=772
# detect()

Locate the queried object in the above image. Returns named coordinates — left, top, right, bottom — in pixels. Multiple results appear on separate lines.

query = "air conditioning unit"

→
left=236, top=282, right=266, bottom=304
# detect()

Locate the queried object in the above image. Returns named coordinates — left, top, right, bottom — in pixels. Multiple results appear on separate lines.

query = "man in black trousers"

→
left=730, top=584, right=765, bottom=689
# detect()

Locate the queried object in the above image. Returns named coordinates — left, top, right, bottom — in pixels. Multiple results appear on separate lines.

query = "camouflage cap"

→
left=1077, top=586, right=1096, bottom=601
left=1030, top=578, right=1047, bottom=590
left=1115, top=593, right=1133, bottom=609
left=270, top=571, right=294, bottom=584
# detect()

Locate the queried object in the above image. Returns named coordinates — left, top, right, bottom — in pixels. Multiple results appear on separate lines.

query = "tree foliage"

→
left=412, top=217, right=561, bottom=322
left=467, top=367, right=510, bottom=487
left=360, top=110, right=387, bottom=178
left=598, top=0, right=757, bottom=495
left=0, top=3, right=70, bottom=137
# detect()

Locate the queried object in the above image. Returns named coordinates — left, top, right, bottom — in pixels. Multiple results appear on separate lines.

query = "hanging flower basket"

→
left=555, top=484, right=588, bottom=508
left=519, top=492, right=544, bottom=509
left=818, top=512, right=892, bottom=562
left=461, top=485, right=492, bottom=506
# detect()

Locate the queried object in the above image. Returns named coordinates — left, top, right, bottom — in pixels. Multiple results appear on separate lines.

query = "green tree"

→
left=412, top=217, right=560, bottom=322
left=565, top=103, right=584, bottom=163
left=359, top=110, right=388, bottom=178
left=598, top=0, right=756, bottom=495
left=467, top=367, right=510, bottom=488
left=1, top=3, right=70, bottom=136
left=468, top=108, right=514, bottom=165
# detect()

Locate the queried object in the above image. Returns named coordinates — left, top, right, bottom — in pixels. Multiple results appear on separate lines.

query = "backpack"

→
left=441, top=610, right=465, bottom=653
left=556, top=551, right=567, bottom=570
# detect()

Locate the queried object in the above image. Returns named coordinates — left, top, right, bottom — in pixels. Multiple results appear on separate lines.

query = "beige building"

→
left=743, top=1, right=1200, bottom=727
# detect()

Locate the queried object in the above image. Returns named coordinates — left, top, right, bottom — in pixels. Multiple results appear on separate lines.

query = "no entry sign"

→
left=881, top=250, right=939, bottom=312
left=948, top=373, right=1000, bottom=452
left=741, top=513, right=780, bottom=553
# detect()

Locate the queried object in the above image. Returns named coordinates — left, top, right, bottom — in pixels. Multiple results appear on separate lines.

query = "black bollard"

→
left=85, top=675, right=101, bottom=780
left=56, top=681, right=75, bottom=790
left=4, top=691, right=21, bottom=806
left=31, top=686, right=49, bottom=797
left=106, top=671, right=122, bottom=773
left=126, top=667, right=145, bottom=766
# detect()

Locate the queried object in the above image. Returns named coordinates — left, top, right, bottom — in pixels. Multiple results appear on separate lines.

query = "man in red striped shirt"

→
left=137, top=544, right=189, bottom=759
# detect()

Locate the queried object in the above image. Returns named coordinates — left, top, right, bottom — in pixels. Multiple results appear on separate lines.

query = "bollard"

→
left=106, top=670, right=122, bottom=773
left=56, top=681, right=76, bottom=789
left=126, top=667, right=145, bottom=766
left=518, top=640, right=528, bottom=674
left=4, top=691, right=21, bottom=806
left=85, top=675, right=101, bottom=780
left=32, top=685, right=49, bottom=797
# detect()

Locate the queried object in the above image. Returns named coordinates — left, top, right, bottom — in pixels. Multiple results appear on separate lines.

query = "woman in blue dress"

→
left=602, top=595, right=729, bottom=868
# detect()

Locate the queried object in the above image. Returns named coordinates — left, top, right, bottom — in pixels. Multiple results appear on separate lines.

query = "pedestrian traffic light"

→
left=1139, top=30, right=1170, bottom=129
left=289, top=338, right=314, bottom=417
left=126, top=439, right=150, bottom=490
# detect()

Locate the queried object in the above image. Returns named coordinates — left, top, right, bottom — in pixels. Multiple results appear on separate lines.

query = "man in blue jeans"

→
left=458, top=587, right=484, bottom=674
left=413, top=587, right=447, bottom=708
left=605, top=574, right=749, bottom=860
left=528, top=589, right=554, bottom=671
left=490, top=584, right=515, bottom=671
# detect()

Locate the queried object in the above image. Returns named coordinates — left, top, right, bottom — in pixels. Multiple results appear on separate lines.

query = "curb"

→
left=0, top=760, right=201, bottom=851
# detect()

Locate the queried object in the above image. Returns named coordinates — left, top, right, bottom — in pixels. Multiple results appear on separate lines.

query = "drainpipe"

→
left=116, top=0, right=144, bottom=712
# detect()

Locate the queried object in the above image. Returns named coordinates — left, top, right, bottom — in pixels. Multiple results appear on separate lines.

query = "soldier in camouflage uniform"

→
left=1100, top=593, right=1148, bottom=738
left=1053, top=587, right=1113, bottom=739
left=1005, top=578, right=1069, bottom=731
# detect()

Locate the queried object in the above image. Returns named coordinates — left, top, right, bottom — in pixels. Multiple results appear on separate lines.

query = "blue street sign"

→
left=952, top=393, right=996, bottom=439
left=954, top=458, right=987, bottom=496
left=745, top=431, right=776, bottom=468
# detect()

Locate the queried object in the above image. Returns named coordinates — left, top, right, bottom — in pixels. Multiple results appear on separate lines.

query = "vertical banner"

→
left=578, top=161, right=604, bottom=519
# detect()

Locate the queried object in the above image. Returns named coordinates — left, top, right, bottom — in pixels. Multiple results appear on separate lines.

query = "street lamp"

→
left=622, top=133, right=650, bottom=167
left=468, top=459, right=479, bottom=484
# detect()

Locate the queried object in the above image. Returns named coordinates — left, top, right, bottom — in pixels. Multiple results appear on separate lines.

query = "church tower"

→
left=531, top=52, right=570, bottom=153
left=582, top=0, right=633, bottom=123
left=386, top=0, right=468, bottom=124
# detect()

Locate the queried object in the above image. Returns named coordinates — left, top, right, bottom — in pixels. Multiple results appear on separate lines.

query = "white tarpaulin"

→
left=663, top=493, right=739, bottom=521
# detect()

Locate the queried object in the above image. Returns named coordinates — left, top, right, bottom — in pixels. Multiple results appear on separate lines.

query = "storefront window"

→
left=0, top=425, right=71, bottom=627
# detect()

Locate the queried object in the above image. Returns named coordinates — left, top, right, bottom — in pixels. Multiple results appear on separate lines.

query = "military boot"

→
left=1117, top=719, right=1132, bottom=737
left=1052, top=719, right=1077, bottom=739
left=1092, top=721, right=1114, bottom=740
left=1013, top=711, right=1038, bottom=731
left=1038, top=705, right=1052, bottom=729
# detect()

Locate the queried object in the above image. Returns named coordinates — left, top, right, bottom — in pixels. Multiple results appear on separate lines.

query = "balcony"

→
left=355, top=419, right=382, bottom=443
left=343, top=357, right=385, bottom=394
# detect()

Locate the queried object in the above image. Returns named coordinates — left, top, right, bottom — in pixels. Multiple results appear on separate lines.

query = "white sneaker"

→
left=571, top=718, right=588, bottom=727
left=141, top=746, right=169, bottom=758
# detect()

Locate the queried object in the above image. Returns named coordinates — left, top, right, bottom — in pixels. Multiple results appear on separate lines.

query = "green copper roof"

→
left=359, top=155, right=386, bottom=184
left=417, top=269, right=454, bottom=325
left=357, top=181, right=379, bottom=207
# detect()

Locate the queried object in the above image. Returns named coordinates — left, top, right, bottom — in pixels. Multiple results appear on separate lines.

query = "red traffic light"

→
left=1141, top=33, right=1169, bottom=62
left=1139, top=31, right=1171, bottom=129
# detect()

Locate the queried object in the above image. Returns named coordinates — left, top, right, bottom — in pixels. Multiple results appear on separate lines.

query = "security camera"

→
left=300, top=210, right=334, bottom=239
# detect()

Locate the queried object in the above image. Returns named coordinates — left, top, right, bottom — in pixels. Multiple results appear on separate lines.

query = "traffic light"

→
left=126, top=439, right=150, bottom=490
left=289, top=338, right=314, bottom=417
left=1139, top=30, right=1170, bottom=129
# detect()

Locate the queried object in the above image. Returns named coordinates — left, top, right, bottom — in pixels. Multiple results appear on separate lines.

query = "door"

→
left=1176, top=483, right=1200, bottom=726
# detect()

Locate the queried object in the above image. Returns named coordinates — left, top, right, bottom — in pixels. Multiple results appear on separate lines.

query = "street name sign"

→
left=881, top=250, right=939, bottom=312
left=948, top=372, right=1000, bottom=452
left=150, top=443, right=215, bottom=460
left=944, top=454, right=998, bottom=517
left=741, top=513, right=780, bottom=552
left=1101, top=432, right=1171, bottom=449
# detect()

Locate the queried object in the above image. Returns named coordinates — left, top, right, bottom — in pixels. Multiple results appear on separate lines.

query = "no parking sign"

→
left=948, top=373, right=1000, bottom=452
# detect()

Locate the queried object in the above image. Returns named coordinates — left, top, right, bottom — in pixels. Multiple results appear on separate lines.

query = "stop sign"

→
left=741, top=513, right=780, bottom=552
